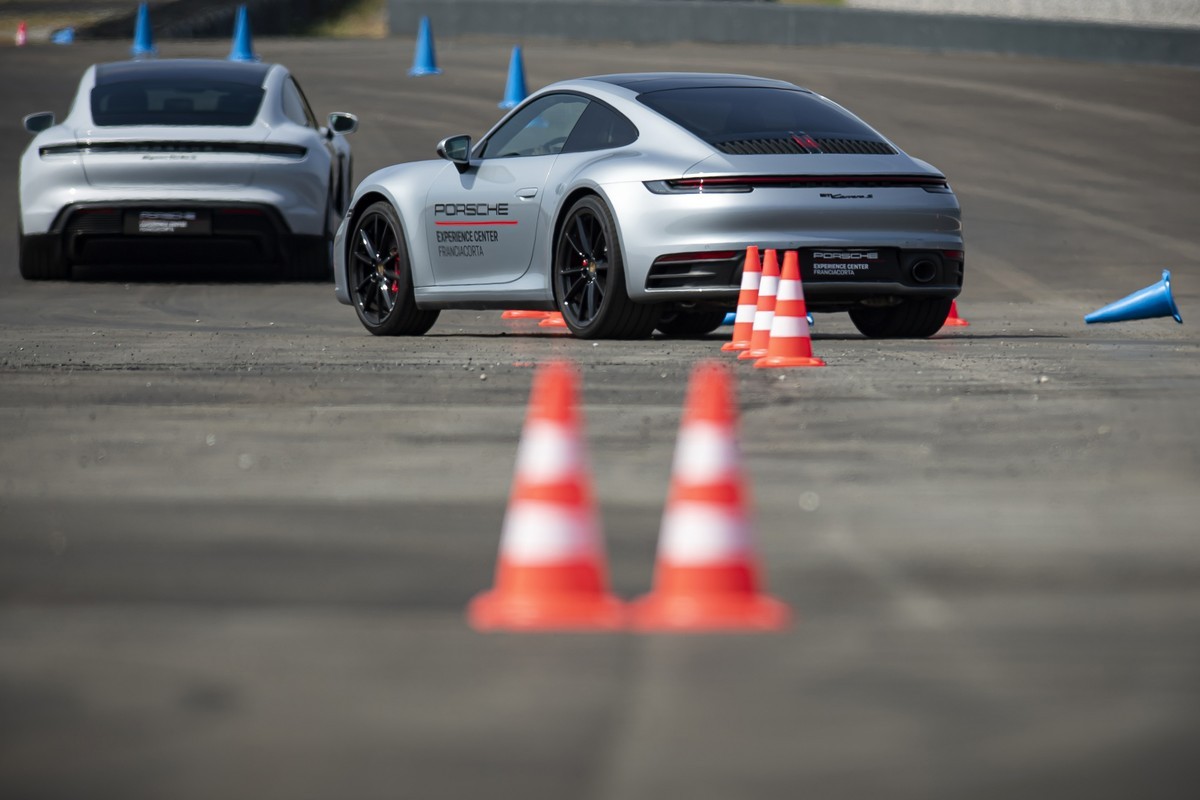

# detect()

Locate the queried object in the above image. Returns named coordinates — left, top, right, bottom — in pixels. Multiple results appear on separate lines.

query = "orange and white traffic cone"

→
left=941, top=300, right=970, bottom=328
left=468, top=361, right=624, bottom=631
left=538, top=312, right=568, bottom=328
left=629, top=361, right=792, bottom=631
left=722, top=246, right=762, bottom=352
left=736, top=249, right=779, bottom=361
left=502, top=310, right=553, bottom=320
left=15, top=21, right=27, bottom=46
left=755, top=251, right=825, bottom=368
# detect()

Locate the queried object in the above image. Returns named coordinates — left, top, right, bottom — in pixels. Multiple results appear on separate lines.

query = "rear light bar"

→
left=40, top=141, right=307, bottom=158
left=645, top=175, right=951, bottom=194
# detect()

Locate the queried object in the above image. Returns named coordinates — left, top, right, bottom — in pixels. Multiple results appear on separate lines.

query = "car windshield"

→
left=637, top=86, right=882, bottom=144
left=91, top=80, right=265, bottom=127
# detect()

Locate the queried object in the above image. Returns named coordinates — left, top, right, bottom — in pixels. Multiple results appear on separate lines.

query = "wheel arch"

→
left=551, top=185, right=638, bottom=298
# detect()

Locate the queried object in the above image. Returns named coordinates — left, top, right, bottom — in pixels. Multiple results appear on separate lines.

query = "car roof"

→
left=585, top=72, right=809, bottom=94
left=94, top=59, right=274, bottom=86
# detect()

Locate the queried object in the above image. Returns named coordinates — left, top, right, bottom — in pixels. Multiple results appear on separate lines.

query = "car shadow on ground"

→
left=68, top=263, right=330, bottom=283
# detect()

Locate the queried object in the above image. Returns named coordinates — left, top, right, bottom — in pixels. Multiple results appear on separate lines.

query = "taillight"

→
left=645, top=175, right=951, bottom=194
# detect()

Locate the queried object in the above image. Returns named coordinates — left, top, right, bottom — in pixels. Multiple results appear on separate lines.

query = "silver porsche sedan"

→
left=334, top=73, right=963, bottom=339
left=19, top=59, right=358, bottom=280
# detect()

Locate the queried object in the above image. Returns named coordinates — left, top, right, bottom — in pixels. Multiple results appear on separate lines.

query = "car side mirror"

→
left=436, top=134, right=472, bottom=174
left=23, top=112, right=55, bottom=134
left=327, top=112, right=358, bottom=136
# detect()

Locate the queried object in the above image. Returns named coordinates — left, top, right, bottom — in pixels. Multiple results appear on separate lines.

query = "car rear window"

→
left=637, top=87, right=891, bottom=153
left=91, top=80, right=265, bottom=127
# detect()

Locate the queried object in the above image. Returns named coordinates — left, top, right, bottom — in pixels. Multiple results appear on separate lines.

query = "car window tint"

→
left=281, top=78, right=311, bottom=127
left=561, top=102, right=638, bottom=153
left=480, top=94, right=590, bottom=159
left=637, top=87, right=882, bottom=144
left=91, top=80, right=264, bottom=127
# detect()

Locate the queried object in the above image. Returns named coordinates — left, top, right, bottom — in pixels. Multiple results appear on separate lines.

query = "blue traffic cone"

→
left=408, top=16, right=441, bottom=76
left=499, top=46, right=528, bottom=108
left=1085, top=270, right=1182, bottom=324
left=228, top=5, right=259, bottom=63
left=722, top=312, right=736, bottom=326
left=131, top=2, right=156, bottom=58
left=51, top=26, right=75, bottom=45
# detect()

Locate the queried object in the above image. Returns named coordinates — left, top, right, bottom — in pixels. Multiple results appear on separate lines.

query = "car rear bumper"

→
left=46, top=201, right=309, bottom=267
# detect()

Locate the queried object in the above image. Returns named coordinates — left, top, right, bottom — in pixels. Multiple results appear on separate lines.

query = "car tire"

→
left=18, top=234, right=69, bottom=280
left=848, top=297, right=954, bottom=338
left=656, top=306, right=728, bottom=337
left=348, top=201, right=439, bottom=336
left=553, top=195, right=659, bottom=340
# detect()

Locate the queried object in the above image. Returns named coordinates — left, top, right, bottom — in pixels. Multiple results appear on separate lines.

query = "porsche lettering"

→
left=433, top=203, right=510, bottom=217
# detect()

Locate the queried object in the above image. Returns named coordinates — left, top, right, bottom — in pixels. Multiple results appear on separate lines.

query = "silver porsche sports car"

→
left=19, top=59, right=358, bottom=280
left=334, top=73, right=962, bottom=339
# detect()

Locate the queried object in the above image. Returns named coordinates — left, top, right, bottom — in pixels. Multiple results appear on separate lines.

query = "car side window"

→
left=479, top=94, right=590, bottom=159
left=281, top=77, right=313, bottom=128
left=291, top=78, right=321, bottom=129
left=561, top=102, right=638, bottom=153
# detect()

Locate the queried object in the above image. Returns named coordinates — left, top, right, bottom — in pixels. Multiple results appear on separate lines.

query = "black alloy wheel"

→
left=349, top=201, right=438, bottom=336
left=552, top=195, right=658, bottom=339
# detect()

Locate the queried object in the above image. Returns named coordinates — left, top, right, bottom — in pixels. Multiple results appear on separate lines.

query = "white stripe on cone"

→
left=658, top=502, right=751, bottom=564
left=768, top=316, right=811, bottom=339
left=776, top=278, right=804, bottom=301
left=734, top=303, right=756, bottom=323
left=500, top=501, right=599, bottom=563
left=671, top=421, right=739, bottom=484
left=514, top=420, right=583, bottom=482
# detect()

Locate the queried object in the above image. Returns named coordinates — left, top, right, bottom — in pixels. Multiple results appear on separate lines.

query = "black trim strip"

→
left=40, top=141, right=307, bottom=158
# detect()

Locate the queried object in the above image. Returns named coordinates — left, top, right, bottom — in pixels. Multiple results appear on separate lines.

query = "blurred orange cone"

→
left=722, top=246, right=762, bottom=352
left=538, top=312, right=568, bottom=328
left=755, top=251, right=825, bottom=368
left=737, top=249, right=779, bottom=361
left=941, top=300, right=970, bottom=328
left=16, top=21, right=27, bottom=46
left=629, top=361, right=792, bottom=631
left=502, top=310, right=553, bottom=320
left=468, top=361, right=624, bottom=631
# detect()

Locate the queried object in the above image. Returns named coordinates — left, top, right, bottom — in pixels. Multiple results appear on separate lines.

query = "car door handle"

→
left=516, top=188, right=538, bottom=199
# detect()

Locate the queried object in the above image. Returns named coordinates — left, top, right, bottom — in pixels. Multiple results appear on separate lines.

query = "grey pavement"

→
left=1, top=37, right=1199, bottom=800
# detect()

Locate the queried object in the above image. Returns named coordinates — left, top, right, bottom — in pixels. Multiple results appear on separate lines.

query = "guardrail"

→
left=386, top=0, right=1200, bottom=67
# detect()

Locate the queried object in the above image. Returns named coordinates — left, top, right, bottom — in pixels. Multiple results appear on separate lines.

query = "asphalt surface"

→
left=2, top=37, right=1199, bottom=800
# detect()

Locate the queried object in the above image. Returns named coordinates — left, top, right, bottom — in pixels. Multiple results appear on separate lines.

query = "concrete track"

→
left=1, top=38, right=1199, bottom=800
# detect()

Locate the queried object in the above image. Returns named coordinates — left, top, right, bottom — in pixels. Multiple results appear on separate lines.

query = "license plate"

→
left=125, top=210, right=211, bottom=235
left=802, top=248, right=898, bottom=281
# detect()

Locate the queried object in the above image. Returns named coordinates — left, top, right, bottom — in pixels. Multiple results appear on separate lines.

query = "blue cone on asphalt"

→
left=1085, top=270, right=1182, bottom=324
left=499, top=45, right=528, bottom=108
left=51, top=27, right=75, bottom=45
left=228, top=5, right=259, bottom=63
left=722, top=312, right=812, bottom=326
left=408, top=16, right=441, bottom=76
left=131, top=2, right=156, bottom=58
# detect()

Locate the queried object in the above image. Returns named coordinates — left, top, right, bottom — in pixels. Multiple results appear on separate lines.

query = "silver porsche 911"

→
left=333, top=73, right=963, bottom=339
left=19, top=59, right=358, bottom=280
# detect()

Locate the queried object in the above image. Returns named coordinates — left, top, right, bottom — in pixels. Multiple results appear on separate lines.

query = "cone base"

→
left=538, top=316, right=568, bottom=328
left=468, top=589, right=625, bottom=632
left=502, top=310, right=552, bottom=320
left=941, top=317, right=970, bottom=328
left=629, top=592, right=792, bottom=632
left=754, top=354, right=825, bottom=368
left=721, top=340, right=750, bottom=352
left=736, top=347, right=769, bottom=361
left=408, top=67, right=442, bottom=76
